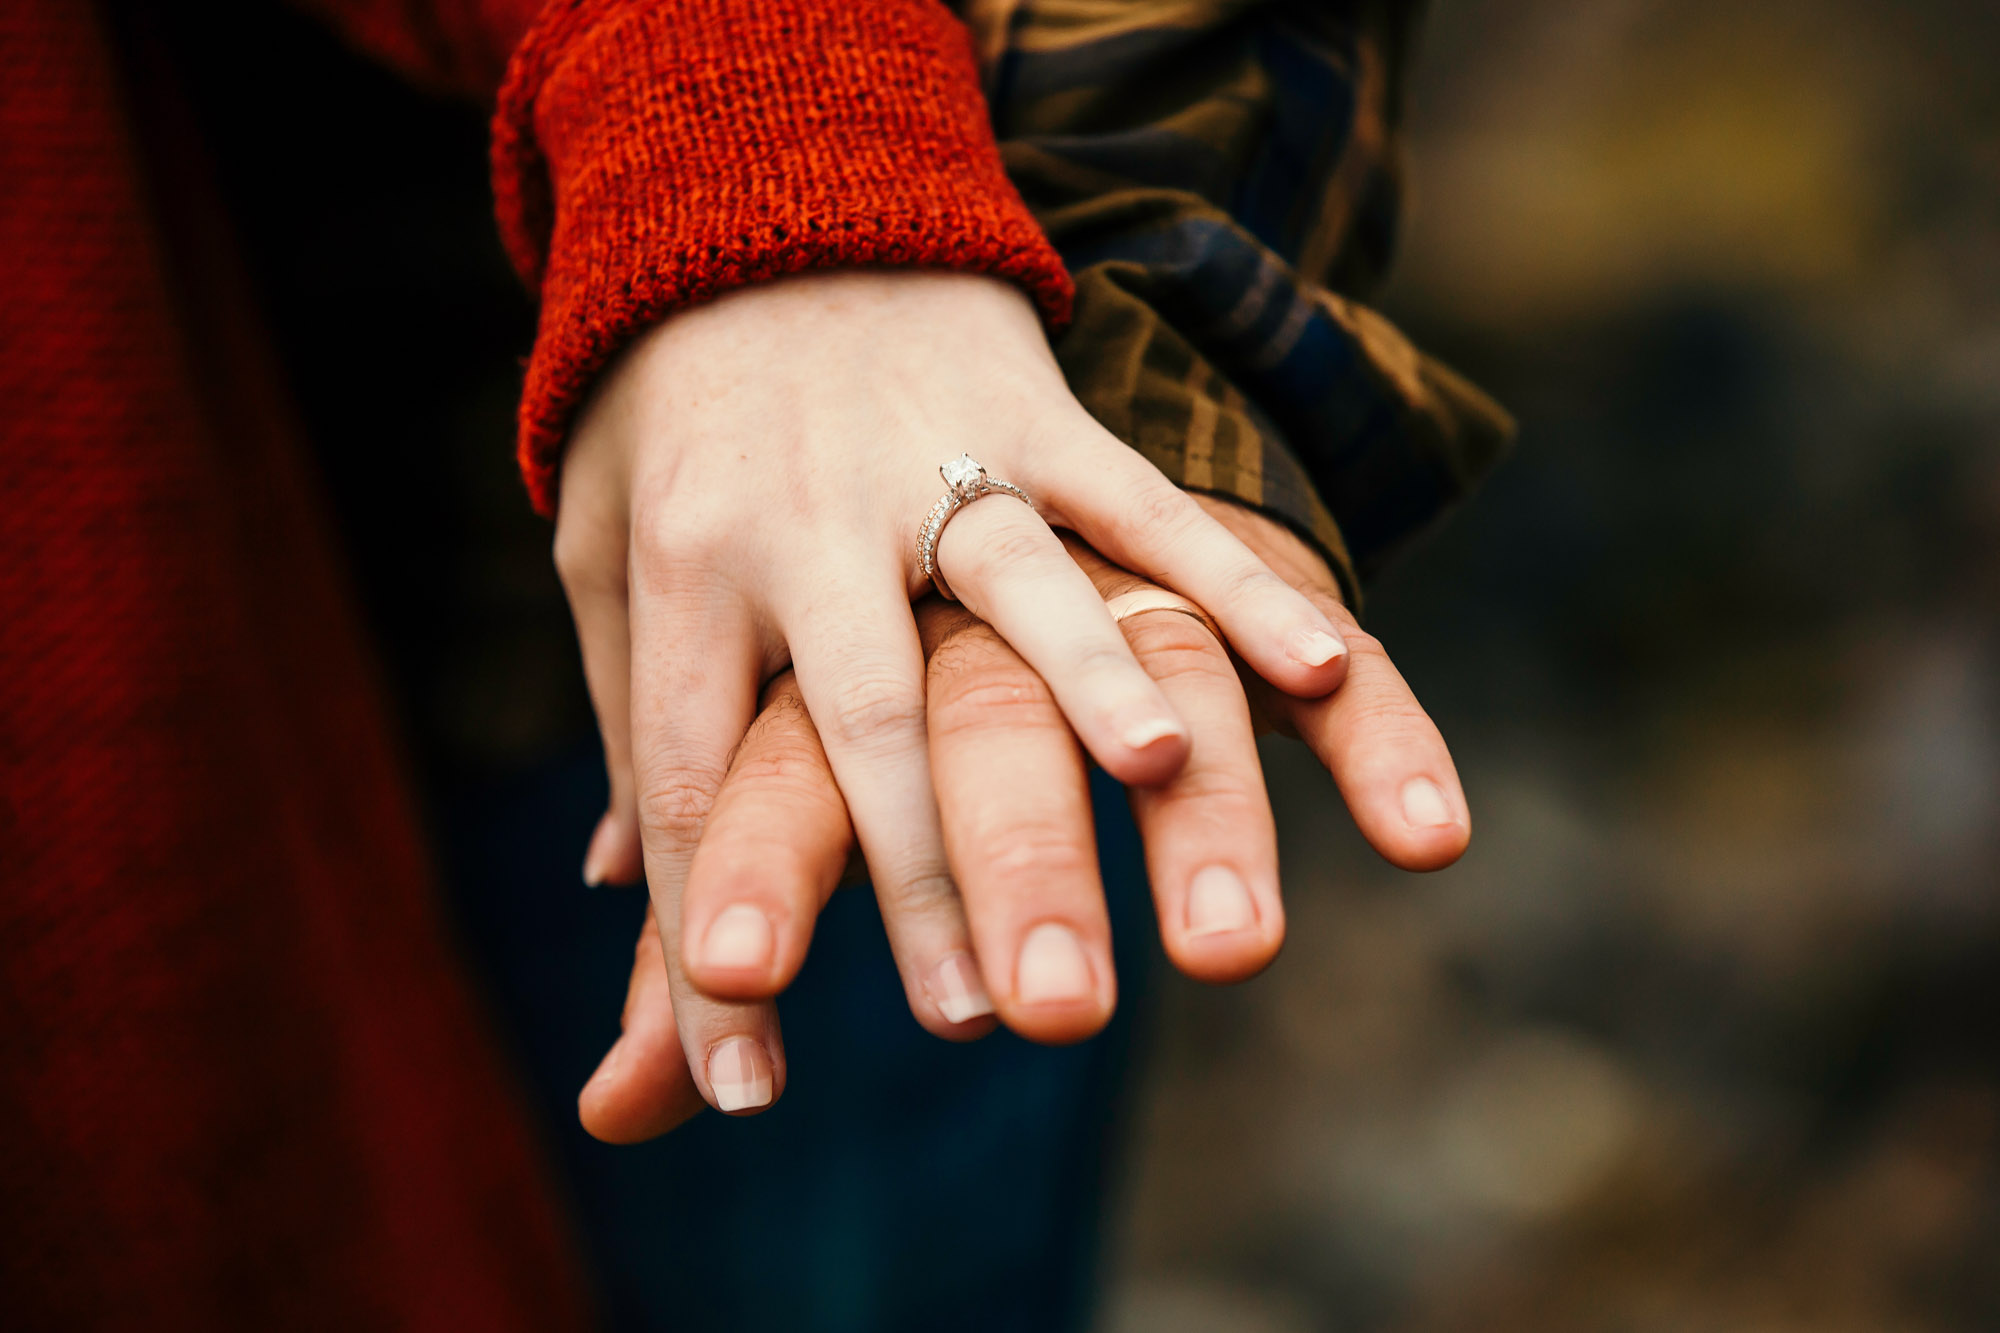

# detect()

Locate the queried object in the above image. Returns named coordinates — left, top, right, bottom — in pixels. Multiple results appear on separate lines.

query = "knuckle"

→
left=1134, top=641, right=1236, bottom=692
left=1340, top=625, right=1389, bottom=662
left=631, top=549, right=725, bottom=603
left=1224, top=556, right=1289, bottom=606
left=697, top=839, right=819, bottom=904
left=1070, top=640, right=1142, bottom=682
left=1111, top=479, right=1201, bottom=548
left=550, top=528, right=588, bottom=589
left=636, top=766, right=728, bottom=844
left=956, top=523, right=1054, bottom=582
left=971, top=825, right=1096, bottom=888
left=871, top=865, right=960, bottom=914
left=726, top=741, right=832, bottom=799
left=1343, top=691, right=1437, bottom=747
left=628, top=505, right=725, bottom=591
left=552, top=524, right=621, bottom=600
left=1307, top=587, right=1357, bottom=627
left=628, top=497, right=682, bottom=566
left=1120, top=614, right=1227, bottom=669
left=926, top=621, right=1008, bottom=678
left=1153, top=764, right=1266, bottom=812
left=929, top=671, right=1057, bottom=738
left=822, top=675, right=925, bottom=749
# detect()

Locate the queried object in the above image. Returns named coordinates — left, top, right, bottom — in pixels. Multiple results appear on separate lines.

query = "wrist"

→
left=494, top=0, right=1073, bottom=516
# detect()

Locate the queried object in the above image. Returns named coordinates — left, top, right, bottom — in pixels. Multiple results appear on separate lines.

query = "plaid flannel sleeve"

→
left=960, top=0, right=1515, bottom=609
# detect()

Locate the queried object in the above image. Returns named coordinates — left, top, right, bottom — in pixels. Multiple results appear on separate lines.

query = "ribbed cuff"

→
left=491, top=0, right=1074, bottom=514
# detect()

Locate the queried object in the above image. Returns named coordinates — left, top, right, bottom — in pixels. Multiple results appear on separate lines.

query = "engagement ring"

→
left=917, top=453, right=1034, bottom=601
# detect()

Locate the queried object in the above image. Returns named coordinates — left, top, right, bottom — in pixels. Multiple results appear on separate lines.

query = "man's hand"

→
left=577, top=498, right=1468, bottom=1138
left=560, top=270, right=1353, bottom=1064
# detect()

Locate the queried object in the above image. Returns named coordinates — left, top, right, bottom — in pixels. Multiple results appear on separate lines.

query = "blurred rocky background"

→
left=1102, top=1, right=2000, bottom=1329
left=171, top=0, right=1997, bottom=1324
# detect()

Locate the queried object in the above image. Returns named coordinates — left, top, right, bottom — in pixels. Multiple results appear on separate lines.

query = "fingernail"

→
left=581, top=814, right=614, bottom=888
left=927, top=951, right=995, bottom=1024
left=1185, top=865, right=1257, bottom=937
left=701, top=904, right=774, bottom=973
left=707, top=1037, right=774, bottom=1113
left=1401, top=776, right=1456, bottom=829
left=1015, top=922, right=1095, bottom=1006
left=1289, top=625, right=1348, bottom=668
left=1114, top=706, right=1187, bottom=752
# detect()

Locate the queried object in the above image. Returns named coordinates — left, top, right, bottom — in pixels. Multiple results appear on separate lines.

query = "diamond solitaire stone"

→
left=940, top=453, right=985, bottom=491
left=918, top=455, right=1034, bottom=601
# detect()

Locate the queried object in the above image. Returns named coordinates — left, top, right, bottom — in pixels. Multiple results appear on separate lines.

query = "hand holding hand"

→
left=556, top=270, right=1355, bottom=1058
left=577, top=499, right=1468, bottom=1136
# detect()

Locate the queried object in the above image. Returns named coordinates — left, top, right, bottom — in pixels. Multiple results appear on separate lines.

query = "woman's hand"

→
left=578, top=499, right=1469, bottom=1132
left=556, top=271, right=1355, bottom=1081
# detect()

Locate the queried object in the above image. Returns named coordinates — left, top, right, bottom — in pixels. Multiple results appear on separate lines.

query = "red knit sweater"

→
left=0, top=0, right=1067, bottom=1324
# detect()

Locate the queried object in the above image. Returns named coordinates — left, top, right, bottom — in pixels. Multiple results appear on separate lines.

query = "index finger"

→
left=628, top=584, right=787, bottom=1112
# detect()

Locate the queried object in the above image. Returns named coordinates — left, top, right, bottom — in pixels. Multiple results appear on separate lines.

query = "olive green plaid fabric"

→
left=958, top=0, right=1514, bottom=608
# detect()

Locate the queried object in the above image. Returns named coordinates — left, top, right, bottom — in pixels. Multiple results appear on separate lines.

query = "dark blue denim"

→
left=436, top=745, right=1154, bottom=1333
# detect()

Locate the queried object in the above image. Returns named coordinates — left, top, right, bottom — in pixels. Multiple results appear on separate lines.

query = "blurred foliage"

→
left=1104, top=2, right=2000, bottom=1329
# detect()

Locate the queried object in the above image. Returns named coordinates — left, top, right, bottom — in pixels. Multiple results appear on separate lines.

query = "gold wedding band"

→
left=1102, top=588, right=1216, bottom=637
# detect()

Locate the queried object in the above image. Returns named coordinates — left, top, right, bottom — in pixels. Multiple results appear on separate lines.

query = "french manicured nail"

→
left=1289, top=625, right=1348, bottom=668
left=581, top=814, right=614, bottom=888
left=927, top=951, right=995, bottom=1024
left=707, top=1037, right=774, bottom=1113
left=1401, top=777, right=1456, bottom=829
left=1015, top=922, right=1095, bottom=1006
left=1128, top=716, right=1184, bottom=748
left=700, top=904, right=774, bottom=973
left=1185, top=865, right=1257, bottom=937
left=1114, top=705, right=1187, bottom=752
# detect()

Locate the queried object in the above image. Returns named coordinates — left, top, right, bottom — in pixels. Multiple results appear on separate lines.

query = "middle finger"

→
left=923, top=604, right=1117, bottom=1044
left=1074, top=547, right=1286, bottom=983
left=781, top=566, right=995, bottom=1038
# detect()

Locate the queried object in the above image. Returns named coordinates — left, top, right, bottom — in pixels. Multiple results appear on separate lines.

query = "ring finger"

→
left=627, top=580, right=786, bottom=1114
left=1067, top=540, right=1285, bottom=982
left=1021, top=418, right=1353, bottom=700
left=934, top=495, right=1192, bottom=788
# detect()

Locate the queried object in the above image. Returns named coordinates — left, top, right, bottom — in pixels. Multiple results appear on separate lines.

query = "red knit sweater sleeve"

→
left=491, top=0, right=1073, bottom=513
left=300, top=0, right=1073, bottom=514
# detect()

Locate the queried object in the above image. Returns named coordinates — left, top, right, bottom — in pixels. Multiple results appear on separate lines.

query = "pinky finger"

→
left=579, top=905, right=710, bottom=1144
left=556, top=516, right=644, bottom=889
left=1284, top=597, right=1471, bottom=872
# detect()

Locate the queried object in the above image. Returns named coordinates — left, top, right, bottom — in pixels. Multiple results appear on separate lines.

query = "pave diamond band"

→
left=918, top=453, right=1034, bottom=601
